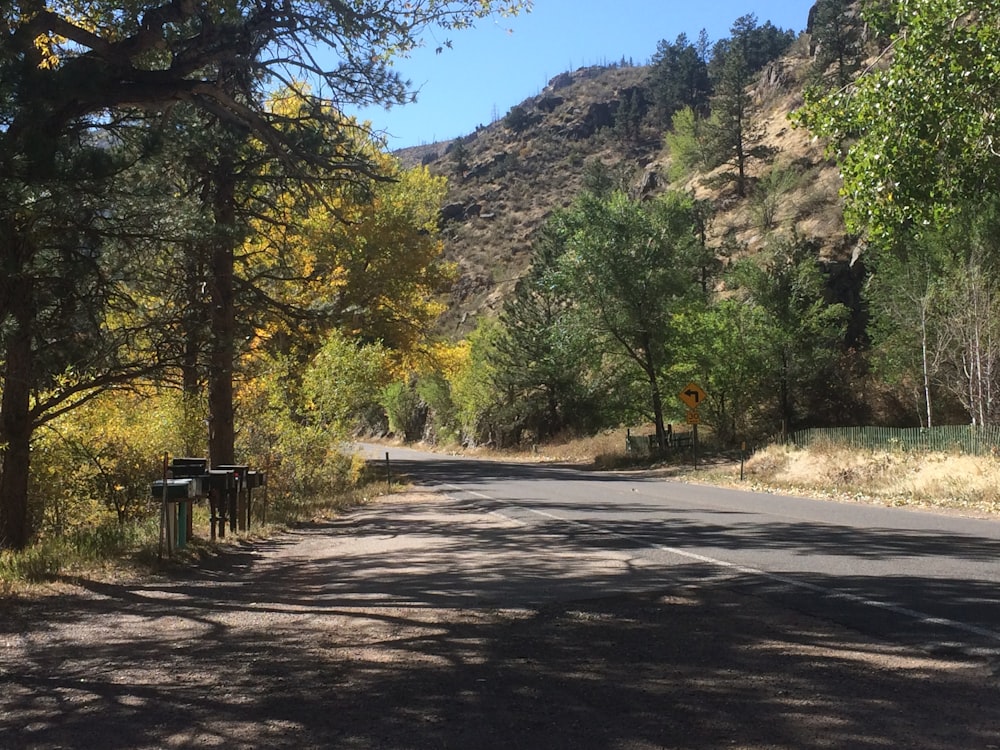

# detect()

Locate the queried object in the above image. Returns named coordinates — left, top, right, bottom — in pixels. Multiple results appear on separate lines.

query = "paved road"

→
left=365, top=443, right=1000, bottom=657
left=5, top=445, right=1000, bottom=749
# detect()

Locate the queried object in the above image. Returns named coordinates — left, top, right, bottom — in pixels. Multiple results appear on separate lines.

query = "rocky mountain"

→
left=396, top=21, right=855, bottom=337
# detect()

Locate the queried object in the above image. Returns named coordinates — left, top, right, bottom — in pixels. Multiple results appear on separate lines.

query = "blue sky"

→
left=349, top=0, right=815, bottom=150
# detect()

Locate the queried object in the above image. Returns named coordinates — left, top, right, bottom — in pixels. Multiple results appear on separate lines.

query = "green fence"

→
left=789, top=425, right=1000, bottom=456
left=626, top=431, right=694, bottom=455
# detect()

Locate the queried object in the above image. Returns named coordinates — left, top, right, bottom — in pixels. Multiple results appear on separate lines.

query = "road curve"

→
left=363, top=442, right=1000, bottom=656
left=4, top=445, right=1000, bottom=749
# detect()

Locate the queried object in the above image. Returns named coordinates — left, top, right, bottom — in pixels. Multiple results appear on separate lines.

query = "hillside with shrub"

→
left=377, top=3, right=886, bottom=452
left=396, top=16, right=850, bottom=338
left=387, top=0, right=1000, bottom=453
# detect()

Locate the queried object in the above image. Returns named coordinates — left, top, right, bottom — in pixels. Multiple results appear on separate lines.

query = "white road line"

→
left=447, top=483, right=1000, bottom=645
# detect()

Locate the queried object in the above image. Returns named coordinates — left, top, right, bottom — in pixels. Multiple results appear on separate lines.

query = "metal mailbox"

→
left=169, top=457, right=209, bottom=478
left=150, top=478, right=198, bottom=500
left=153, top=457, right=265, bottom=543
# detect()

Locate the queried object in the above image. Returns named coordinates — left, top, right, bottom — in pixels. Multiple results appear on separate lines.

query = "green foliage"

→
left=613, top=87, right=646, bottom=144
left=714, top=14, right=797, bottom=75
left=649, top=32, right=712, bottom=125
left=794, top=0, right=1000, bottom=242
left=669, top=300, right=776, bottom=443
left=381, top=381, right=427, bottom=442
left=450, top=318, right=509, bottom=446
left=665, top=106, right=709, bottom=182
left=866, top=236, right=951, bottom=426
left=580, top=158, right=624, bottom=197
left=557, top=189, right=704, bottom=447
left=729, top=236, right=853, bottom=431
left=449, top=139, right=470, bottom=178
left=487, top=220, right=608, bottom=443
left=302, top=331, right=389, bottom=436
left=705, top=48, right=755, bottom=193
left=0, top=518, right=159, bottom=587
left=750, top=162, right=801, bottom=232
left=416, top=372, right=460, bottom=445
left=235, top=352, right=367, bottom=507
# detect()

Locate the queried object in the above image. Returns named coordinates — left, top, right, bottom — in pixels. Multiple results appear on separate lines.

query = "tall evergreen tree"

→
left=649, top=33, right=712, bottom=125
left=808, top=0, right=864, bottom=88
left=729, top=236, right=851, bottom=433
left=490, top=220, right=599, bottom=442
left=705, top=15, right=793, bottom=197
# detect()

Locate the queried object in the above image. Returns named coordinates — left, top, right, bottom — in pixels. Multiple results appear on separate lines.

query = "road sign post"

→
left=678, top=383, right=707, bottom=470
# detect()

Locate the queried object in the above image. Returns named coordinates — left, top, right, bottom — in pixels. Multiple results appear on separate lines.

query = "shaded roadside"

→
left=2, top=491, right=999, bottom=749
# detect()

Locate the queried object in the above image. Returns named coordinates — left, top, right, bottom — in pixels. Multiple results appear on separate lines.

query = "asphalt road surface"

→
left=365, top=443, right=1000, bottom=657
left=3, top=444, right=1000, bottom=749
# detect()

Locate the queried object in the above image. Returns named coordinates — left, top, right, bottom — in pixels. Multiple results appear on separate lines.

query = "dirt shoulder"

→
left=2, top=489, right=1000, bottom=749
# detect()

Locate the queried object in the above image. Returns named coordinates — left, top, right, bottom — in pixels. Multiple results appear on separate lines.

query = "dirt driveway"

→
left=3, top=489, right=1000, bottom=749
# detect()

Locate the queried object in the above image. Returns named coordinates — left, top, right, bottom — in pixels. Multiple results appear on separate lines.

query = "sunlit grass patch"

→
left=898, top=454, right=1000, bottom=512
left=741, top=442, right=1000, bottom=514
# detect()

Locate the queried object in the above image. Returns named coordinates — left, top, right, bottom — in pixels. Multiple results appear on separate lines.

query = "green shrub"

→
left=381, top=381, right=427, bottom=442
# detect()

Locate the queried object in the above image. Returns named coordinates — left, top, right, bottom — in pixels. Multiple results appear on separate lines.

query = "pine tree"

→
left=491, top=220, right=597, bottom=441
left=649, top=33, right=712, bottom=125
left=808, top=0, right=864, bottom=88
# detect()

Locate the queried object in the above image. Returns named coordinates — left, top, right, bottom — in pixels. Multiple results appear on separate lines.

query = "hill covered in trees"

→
left=378, top=3, right=875, bottom=449
left=396, top=8, right=851, bottom=336
left=386, top=0, right=999, bottom=451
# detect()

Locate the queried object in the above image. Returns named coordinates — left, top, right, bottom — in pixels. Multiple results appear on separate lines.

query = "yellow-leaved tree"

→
left=242, top=101, right=451, bottom=364
left=231, top=105, right=454, bottom=495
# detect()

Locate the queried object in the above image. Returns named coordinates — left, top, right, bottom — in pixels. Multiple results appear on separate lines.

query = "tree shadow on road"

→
left=3, top=489, right=1000, bottom=749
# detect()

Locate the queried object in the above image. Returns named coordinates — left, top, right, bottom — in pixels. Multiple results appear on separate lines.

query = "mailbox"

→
left=169, top=457, right=209, bottom=478
left=204, top=469, right=235, bottom=493
left=152, top=457, right=264, bottom=541
left=151, top=478, right=198, bottom=501
left=216, top=465, right=249, bottom=486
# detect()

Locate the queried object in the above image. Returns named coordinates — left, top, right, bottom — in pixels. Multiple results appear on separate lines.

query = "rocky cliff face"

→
left=396, top=34, right=851, bottom=337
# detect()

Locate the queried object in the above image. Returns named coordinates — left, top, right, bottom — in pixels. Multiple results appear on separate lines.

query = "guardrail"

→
left=626, top=431, right=694, bottom=455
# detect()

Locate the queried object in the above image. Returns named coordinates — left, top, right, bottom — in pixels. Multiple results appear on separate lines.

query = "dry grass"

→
left=738, top=442, right=1000, bottom=516
left=490, top=428, right=1000, bottom=519
left=458, top=427, right=635, bottom=466
left=536, top=429, right=634, bottom=465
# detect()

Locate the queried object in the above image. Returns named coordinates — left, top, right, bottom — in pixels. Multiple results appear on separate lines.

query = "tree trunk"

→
left=920, top=299, right=932, bottom=428
left=0, top=273, right=35, bottom=550
left=650, top=379, right=667, bottom=453
left=735, top=125, right=747, bottom=197
left=207, top=165, right=237, bottom=469
left=780, top=348, right=792, bottom=433
left=181, top=246, right=207, bottom=456
left=641, top=334, right=667, bottom=452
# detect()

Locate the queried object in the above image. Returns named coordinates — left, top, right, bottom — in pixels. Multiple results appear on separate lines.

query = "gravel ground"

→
left=3, top=489, right=1000, bottom=749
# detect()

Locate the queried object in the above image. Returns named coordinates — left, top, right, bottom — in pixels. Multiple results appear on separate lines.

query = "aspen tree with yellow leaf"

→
left=0, top=0, right=529, bottom=549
